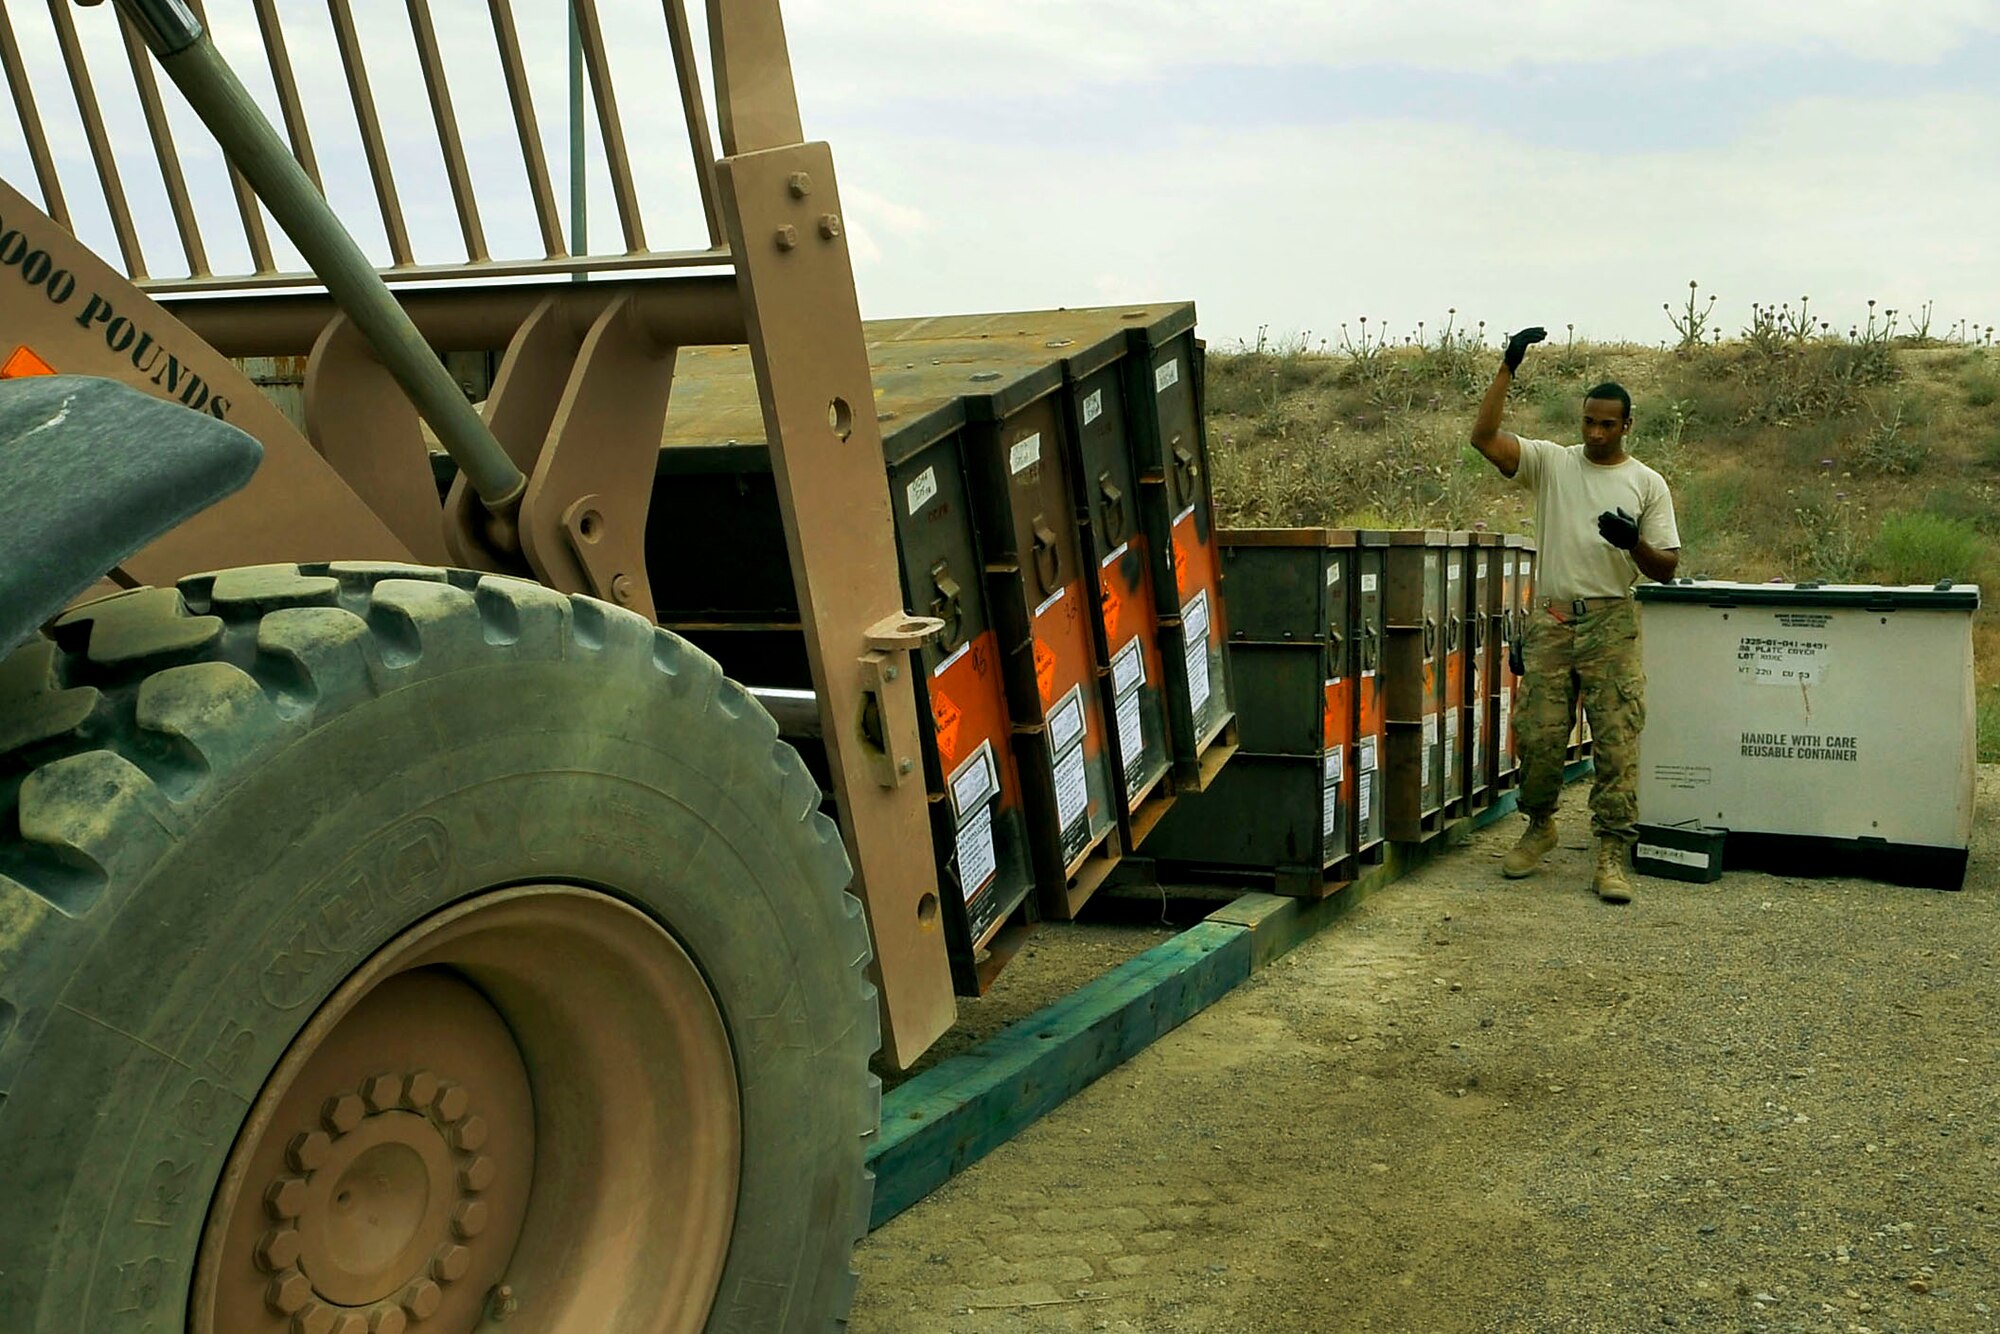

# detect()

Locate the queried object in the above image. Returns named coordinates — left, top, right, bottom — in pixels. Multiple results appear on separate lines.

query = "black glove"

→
left=1502, top=326, right=1546, bottom=373
left=1598, top=507, right=1640, bottom=550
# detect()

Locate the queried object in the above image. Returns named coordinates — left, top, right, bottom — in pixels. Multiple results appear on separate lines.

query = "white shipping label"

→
left=1362, top=573, right=1379, bottom=593
left=1183, top=588, right=1212, bottom=640
left=1083, top=388, right=1104, bottom=425
left=1321, top=748, right=1343, bottom=840
left=1422, top=714, right=1438, bottom=789
left=1736, top=635, right=1830, bottom=688
left=1499, top=694, right=1513, bottom=755
left=905, top=466, right=938, bottom=516
left=948, top=743, right=998, bottom=819
left=955, top=804, right=998, bottom=899
left=1446, top=710, right=1460, bottom=742
left=1155, top=358, right=1180, bottom=393
left=1505, top=557, right=1517, bottom=576
left=1009, top=432, right=1042, bottom=474
left=1101, top=541, right=1129, bottom=569
left=1111, top=636, right=1147, bottom=696
left=1053, top=744, right=1089, bottom=830
left=1049, top=686, right=1088, bottom=756
left=1358, top=735, right=1379, bottom=773
left=1449, top=564, right=1461, bottom=582
left=1357, top=770, right=1373, bottom=826
left=1185, top=638, right=1212, bottom=717
left=1116, top=689, right=1144, bottom=775
left=1181, top=591, right=1213, bottom=717
left=1637, top=842, right=1710, bottom=870
left=1327, top=562, right=1341, bottom=585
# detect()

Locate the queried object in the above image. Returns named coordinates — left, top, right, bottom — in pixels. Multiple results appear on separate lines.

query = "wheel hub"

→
left=206, top=970, right=535, bottom=1333
left=192, top=887, right=742, bottom=1334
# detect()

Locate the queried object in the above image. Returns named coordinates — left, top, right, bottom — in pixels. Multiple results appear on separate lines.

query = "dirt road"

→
left=853, top=770, right=2000, bottom=1333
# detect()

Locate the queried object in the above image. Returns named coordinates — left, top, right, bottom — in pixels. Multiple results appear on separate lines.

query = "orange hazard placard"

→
left=931, top=689, right=964, bottom=768
left=1100, top=582, right=1122, bottom=640
left=1, top=346, right=56, bottom=379
left=1033, top=637, right=1058, bottom=706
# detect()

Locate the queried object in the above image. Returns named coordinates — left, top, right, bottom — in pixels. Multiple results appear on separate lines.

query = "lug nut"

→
left=401, top=1279, right=444, bottom=1321
left=265, top=1177, right=310, bottom=1221
left=286, top=1130, right=332, bottom=1174
left=787, top=171, right=812, bottom=198
left=361, top=1073, right=405, bottom=1114
left=818, top=213, right=842, bottom=240
left=370, top=1307, right=409, bottom=1334
left=322, top=1093, right=366, bottom=1135
left=266, top=1269, right=312, bottom=1315
left=774, top=225, right=798, bottom=252
left=432, top=1244, right=472, bottom=1283
left=292, top=1302, right=336, bottom=1334
left=459, top=1155, right=496, bottom=1193
left=255, top=1227, right=304, bottom=1272
left=451, top=1199, right=490, bottom=1239
left=450, top=1115, right=488, bottom=1152
left=329, top=1312, right=370, bottom=1334
left=432, top=1082, right=470, bottom=1123
left=403, top=1070, right=440, bottom=1112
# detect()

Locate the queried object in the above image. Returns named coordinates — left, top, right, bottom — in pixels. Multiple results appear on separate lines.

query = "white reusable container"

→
left=1634, top=580, right=1977, bottom=889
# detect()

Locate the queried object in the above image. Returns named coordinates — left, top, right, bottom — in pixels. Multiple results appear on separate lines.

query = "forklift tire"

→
left=0, top=563, right=879, bottom=1334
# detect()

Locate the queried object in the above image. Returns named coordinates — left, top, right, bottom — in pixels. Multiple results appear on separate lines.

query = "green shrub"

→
left=1869, top=510, right=1983, bottom=585
left=1964, top=363, right=2000, bottom=408
left=1788, top=491, right=1870, bottom=582
left=1852, top=409, right=1929, bottom=475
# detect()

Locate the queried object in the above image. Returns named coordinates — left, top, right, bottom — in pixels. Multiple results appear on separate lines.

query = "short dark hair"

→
left=1583, top=381, right=1632, bottom=420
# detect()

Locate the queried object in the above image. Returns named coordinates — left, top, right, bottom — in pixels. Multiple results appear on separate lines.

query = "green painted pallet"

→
left=867, top=760, right=1593, bottom=1228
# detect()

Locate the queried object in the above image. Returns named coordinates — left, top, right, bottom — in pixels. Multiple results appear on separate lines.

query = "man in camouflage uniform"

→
left=1469, top=328, right=1681, bottom=903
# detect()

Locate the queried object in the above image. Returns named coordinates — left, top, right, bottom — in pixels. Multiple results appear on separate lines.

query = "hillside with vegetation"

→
left=1201, top=289, right=2000, bottom=753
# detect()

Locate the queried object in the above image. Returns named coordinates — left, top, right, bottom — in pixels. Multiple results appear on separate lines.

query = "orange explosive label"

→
left=930, top=688, right=964, bottom=767
left=1101, top=582, right=1122, bottom=639
left=1033, top=637, right=1058, bottom=706
left=1, top=345, right=56, bottom=379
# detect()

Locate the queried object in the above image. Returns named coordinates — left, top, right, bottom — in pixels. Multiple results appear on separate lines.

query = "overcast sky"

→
left=5, top=1, right=1998, bottom=350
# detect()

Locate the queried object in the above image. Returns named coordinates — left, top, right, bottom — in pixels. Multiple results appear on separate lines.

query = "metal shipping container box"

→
left=1353, top=533, right=1390, bottom=858
left=1462, top=533, right=1501, bottom=815
left=1125, top=320, right=1238, bottom=791
left=962, top=376, right=1125, bottom=920
left=1441, top=530, right=1471, bottom=816
left=1634, top=580, right=1978, bottom=889
left=1383, top=530, right=1449, bottom=840
left=1140, top=529, right=1369, bottom=893
left=1059, top=352, right=1177, bottom=851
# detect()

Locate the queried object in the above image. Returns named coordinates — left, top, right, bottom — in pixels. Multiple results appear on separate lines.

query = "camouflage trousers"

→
left=1516, top=598, right=1646, bottom=843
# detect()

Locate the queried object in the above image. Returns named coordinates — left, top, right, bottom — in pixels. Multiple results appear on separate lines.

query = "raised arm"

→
left=1469, top=326, right=1545, bottom=478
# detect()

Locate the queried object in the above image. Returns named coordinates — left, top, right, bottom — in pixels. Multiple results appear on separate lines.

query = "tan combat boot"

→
left=1501, top=814, right=1558, bottom=878
left=1593, top=838, right=1634, bottom=904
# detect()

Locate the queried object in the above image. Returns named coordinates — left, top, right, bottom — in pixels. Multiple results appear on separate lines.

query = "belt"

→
left=1540, top=595, right=1630, bottom=620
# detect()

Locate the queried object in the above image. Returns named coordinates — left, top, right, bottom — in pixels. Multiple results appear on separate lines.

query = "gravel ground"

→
left=852, top=768, right=2000, bottom=1333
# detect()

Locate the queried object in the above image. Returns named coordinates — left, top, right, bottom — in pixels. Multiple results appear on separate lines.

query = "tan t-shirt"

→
left=1513, top=439, right=1680, bottom=601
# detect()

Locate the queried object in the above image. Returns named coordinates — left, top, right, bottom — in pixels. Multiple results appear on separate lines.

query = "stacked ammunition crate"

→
left=641, top=303, right=1236, bottom=989
left=1139, top=530, right=1388, bottom=895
